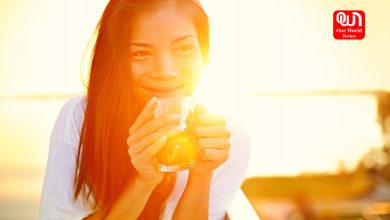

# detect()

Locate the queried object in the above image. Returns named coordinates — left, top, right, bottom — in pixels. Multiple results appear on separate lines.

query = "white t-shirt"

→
left=39, top=96, right=251, bottom=220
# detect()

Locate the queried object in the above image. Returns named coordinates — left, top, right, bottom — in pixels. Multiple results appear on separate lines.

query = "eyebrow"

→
left=129, top=34, right=196, bottom=47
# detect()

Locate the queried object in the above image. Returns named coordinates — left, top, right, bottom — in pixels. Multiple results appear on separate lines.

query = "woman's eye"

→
left=130, top=50, right=152, bottom=60
left=175, top=45, right=195, bottom=56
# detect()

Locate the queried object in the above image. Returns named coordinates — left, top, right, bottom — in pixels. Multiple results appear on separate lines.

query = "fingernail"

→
left=150, top=96, right=158, bottom=105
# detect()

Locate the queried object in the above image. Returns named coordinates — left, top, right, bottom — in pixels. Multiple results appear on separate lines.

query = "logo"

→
left=333, top=10, right=365, bottom=40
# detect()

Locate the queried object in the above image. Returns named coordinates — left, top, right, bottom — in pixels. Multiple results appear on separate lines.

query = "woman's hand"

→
left=127, top=97, right=180, bottom=186
left=187, top=105, right=230, bottom=175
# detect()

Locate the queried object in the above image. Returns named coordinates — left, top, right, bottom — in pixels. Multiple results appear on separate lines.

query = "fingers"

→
left=197, top=138, right=230, bottom=150
left=140, top=114, right=180, bottom=137
left=128, top=135, right=167, bottom=165
left=199, top=148, right=229, bottom=162
left=128, top=131, right=166, bottom=155
left=194, top=104, right=207, bottom=115
left=196, top=138, right=230, bottom=161
left=188, top=104, right=225, bottom=127
left=196, top=113, right=225, bottom=126
left=129, top=97, right=158, bottom=135
left=195, top=126, right=230, bottom=138
left=138, top=135, right=167, bottom=162
left=128, top=114, right=180, bottom=145
left=187, top=104, right=231, bottom=169
left=191, top=138, right=230, bottom=172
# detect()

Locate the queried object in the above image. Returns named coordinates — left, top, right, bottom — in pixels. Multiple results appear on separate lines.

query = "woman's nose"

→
left=150, top=54, right=178, bottom=79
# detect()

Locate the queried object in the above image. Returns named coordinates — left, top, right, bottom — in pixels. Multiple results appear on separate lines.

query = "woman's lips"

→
left=139, top=84, right=187, bottom=96
left=134, top=75, right=195, bottom=97
left=141, top=83, right=186, bottom=92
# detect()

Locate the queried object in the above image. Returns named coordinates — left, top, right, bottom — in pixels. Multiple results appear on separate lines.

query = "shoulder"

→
left=50, top=95, right=87, bottom=148
left=39, top=95, right=93, bottom=219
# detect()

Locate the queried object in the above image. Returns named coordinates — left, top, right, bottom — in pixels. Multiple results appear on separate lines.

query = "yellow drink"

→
left=157, top=131, right=195, bottom=172
left=155, top=96, right=196, bottom=172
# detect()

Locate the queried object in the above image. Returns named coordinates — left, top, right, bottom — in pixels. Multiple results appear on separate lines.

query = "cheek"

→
left=179, top=60, right=201, bottom=94
left=130, top=62, right=152, bottom=80
left=177, top=54, right=202, bottom=80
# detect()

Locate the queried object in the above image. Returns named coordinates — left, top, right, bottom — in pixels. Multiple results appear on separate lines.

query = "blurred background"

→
left=1, top=0, right=390, bottom=219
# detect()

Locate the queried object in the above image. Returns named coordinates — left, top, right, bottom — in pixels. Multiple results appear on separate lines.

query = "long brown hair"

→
left=73, top=0, right=209, bottom=218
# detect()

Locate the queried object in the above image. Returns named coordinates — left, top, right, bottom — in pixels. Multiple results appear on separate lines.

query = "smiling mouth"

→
left=134, top=75, right=194, bottom=97
left=142, top=83, right=186, bottom=91
left=141, top=84, right=186, bottom=96
left=140, top=83, right=187, bottom=95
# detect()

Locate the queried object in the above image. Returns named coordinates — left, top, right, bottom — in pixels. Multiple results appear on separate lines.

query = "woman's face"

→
left=128, top=5, right=202, bottom=99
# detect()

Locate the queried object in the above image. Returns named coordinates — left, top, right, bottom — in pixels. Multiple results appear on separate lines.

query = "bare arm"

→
left=85, top=177, right=158, bottom=220
left=106, top=177, right=158, bottom=219
left=172, top=171, right=213, bottom=220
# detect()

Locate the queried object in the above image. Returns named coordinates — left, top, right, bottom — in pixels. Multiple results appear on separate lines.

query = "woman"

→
left=39, top=0, right=251, bottom=219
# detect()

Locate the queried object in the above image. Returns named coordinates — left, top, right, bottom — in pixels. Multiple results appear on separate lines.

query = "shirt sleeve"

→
left=209, top=120, right=252, bottom=220
left=39, top=96, right=93, bottom=220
